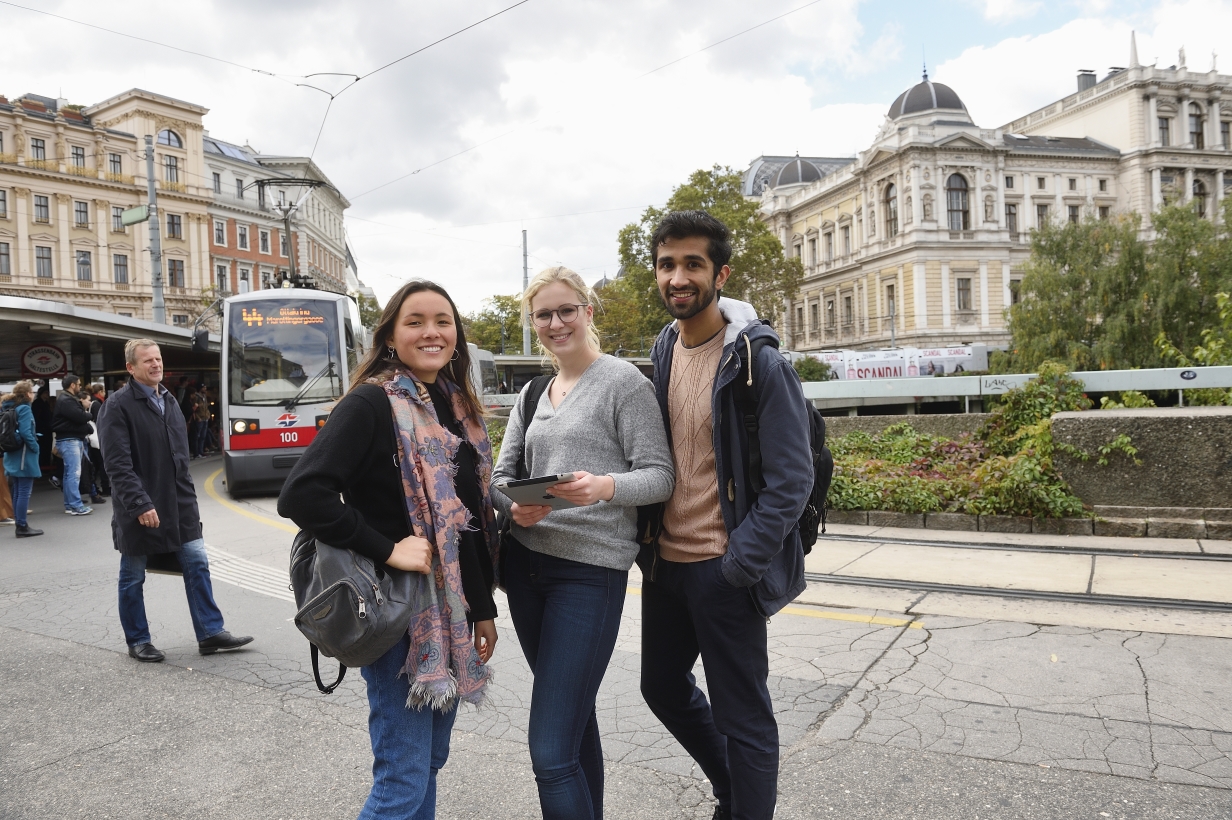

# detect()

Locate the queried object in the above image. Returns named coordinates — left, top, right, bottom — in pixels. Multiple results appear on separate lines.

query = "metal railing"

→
left=480, top=366, right=1232, bottom=409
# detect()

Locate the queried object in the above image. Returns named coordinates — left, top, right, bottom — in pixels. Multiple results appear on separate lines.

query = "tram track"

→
left=802, top=572, right=1232, bottom=613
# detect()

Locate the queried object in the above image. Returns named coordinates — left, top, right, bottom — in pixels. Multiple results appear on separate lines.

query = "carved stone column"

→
left=13, top=187, right=30, bottom=277
left=55, top=193, right=72, bottom=285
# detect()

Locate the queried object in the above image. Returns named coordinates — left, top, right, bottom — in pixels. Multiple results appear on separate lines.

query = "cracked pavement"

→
left=1, top=458, right=1229, bottom=818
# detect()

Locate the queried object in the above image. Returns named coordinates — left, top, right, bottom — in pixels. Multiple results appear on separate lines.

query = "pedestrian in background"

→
left=189, top=386, right=210, bottom=458
left=31, top=383, right=52, bottom=473
left=51, top=374, right=93, bottom=516
left=492, top=266, right=674, bottom=820
left=3, top=381, right=43, bottom=538
left=99, top=339, right=252, bottom=663
left=641, top=211, right=812, bottom=820
left=87, top=383, right=110, bottom=499
left=280, top=280, right=499, bottom=820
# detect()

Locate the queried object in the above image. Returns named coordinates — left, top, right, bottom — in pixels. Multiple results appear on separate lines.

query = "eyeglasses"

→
left=531, top=303, right=588, bottom=328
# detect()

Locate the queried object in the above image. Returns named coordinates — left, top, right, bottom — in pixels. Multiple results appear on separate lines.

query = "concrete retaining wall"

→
left=1052, top=407, right=1232, bottom=509
left=825, top=413, right=990, bottom=441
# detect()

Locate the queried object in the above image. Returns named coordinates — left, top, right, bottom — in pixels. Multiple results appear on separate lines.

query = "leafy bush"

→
left=1099, top=390, right=1156, bottom=409
left=793, top=356, right=831, bottom=382
left=828, top=364, right=1140, bottom=519
left=486, top=417, right=506, bottom=461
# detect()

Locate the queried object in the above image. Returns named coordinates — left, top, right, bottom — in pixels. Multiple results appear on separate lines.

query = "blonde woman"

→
left=492, top=267, right=674, bottom=819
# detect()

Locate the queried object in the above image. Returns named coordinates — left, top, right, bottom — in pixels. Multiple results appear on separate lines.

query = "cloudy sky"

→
left=3, top=0, right=1229, bottom=311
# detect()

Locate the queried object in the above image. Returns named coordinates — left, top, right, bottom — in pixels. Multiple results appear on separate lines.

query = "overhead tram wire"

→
left=299, top=0, right=532, bottom=165
left=345, top=0, right=829, bottom=206
left=0, top=1, right=299, bottom=86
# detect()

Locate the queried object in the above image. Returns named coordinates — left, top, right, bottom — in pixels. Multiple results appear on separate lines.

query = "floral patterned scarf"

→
left=382, top=369, right=499, bottom=710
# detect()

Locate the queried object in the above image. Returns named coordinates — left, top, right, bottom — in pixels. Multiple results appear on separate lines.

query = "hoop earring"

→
left=450, top=348, right=460, bottom=362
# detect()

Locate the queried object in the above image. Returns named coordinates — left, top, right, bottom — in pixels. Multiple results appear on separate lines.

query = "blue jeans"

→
left=9, top=476, right=32, bottom=526
left=503, top=539, right=627, bottom=820
left=58, top=437, right=85, bottom=510
left=118, top=538, right=226, bottom=646
left=358, top=633, right=457, bottom=820
left=641, top=557, right=778, bottom=820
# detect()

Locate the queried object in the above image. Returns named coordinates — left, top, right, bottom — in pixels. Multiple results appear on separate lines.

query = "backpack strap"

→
left=310, top=644, right=347, bottom=694
left=514, top=375, right=552, bottom=480
left=732, top=333, right=775, bottom=496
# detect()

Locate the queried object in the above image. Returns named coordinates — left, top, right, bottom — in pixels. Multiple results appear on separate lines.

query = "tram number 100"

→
left=279, top=431, right=299, bottom=443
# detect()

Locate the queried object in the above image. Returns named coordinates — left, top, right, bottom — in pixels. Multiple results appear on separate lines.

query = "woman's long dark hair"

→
left=350, top=279, right=484, bottom=422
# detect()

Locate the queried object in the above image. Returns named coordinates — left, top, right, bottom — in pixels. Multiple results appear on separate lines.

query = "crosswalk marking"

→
left=205, top=544, right=295, bottom=603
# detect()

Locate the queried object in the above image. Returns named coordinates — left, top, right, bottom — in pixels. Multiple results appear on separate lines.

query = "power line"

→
left=637, top=0, right=827, bottom=78
left=345, top=0, right=828, bottom=201
left=300, top=0, right=531, bottom=165
left=0, top=1, right=298, bottom=85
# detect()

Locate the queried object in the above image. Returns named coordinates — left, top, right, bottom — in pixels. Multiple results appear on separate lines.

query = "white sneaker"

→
left=0, top=518, right=13, bottom=526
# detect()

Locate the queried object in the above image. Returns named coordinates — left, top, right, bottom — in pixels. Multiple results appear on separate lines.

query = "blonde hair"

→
left=124, top=338, right=159, bottom=364
left=522, top=266, right=602, bottom=371
left=3, top=380, right=33, bottom=405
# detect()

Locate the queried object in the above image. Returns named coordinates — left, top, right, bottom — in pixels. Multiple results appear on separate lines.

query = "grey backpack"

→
left=289, top=529, right=418, bottom=693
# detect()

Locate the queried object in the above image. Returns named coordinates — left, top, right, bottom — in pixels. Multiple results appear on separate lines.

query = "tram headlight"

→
left=231, top=419, right=259, bottom=435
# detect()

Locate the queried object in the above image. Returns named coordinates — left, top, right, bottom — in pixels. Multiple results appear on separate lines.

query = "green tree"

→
left=998, top=201, right=1232, bottom=373
left=354, top=292, right=382, bottom=331
left=463, top=294, right=522, bottom=353
left=1157, top=291, right=1232, bottom=405
left=599, top=165, right=803, bottom=353
left=793, top=356, right=831, bottom=381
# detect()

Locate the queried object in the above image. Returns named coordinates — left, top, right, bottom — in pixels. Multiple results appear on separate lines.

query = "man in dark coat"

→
left=51, top=374, right=95, bottom=515
left=98, top=339, right=253, bottom=663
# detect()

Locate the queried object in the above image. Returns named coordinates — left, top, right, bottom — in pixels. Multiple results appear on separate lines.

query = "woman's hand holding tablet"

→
left=544, top=471, right=615, bottom=506
left=499, top=471, right=615, bottom=527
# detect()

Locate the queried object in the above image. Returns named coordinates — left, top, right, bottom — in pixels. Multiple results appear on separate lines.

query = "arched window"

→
left=885, top=183, right=899, bottom=238
left=157, top=129, right=182, bottom=148
left=1190, top=104, right=1205, bottom=149
left=946, top=174, right=969, bottom=231
left=1194, top=178, right=1208, bottom=218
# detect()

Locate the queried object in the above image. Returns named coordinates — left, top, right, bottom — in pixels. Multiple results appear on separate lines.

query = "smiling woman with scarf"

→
left=278, top=280, right=498, bottom=820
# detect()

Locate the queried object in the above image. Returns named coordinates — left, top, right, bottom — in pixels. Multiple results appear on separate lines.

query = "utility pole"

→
left=144, top=135, right=165, bottom=323
left=280, top=204, right=297, bottom=285
left=522, top=229, right=531, bottom=355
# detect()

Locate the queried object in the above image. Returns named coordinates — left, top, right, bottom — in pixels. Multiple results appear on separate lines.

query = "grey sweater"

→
left=492, top=355, right=674, bottom=570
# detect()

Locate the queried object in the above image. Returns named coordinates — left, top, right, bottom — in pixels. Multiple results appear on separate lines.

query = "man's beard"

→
left=660, top=280, right=718, bottom=320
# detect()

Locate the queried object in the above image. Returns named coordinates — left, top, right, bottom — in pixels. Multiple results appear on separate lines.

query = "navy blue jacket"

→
left=649, top=299, right=812, bottom=617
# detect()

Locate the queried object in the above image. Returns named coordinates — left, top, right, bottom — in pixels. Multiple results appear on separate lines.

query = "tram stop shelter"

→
left=0, top=295, right=220, bottom=390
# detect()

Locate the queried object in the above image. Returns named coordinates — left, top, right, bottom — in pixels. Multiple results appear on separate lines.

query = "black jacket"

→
left=97, top=383, right=202, bottom=555
left=278, top=384, right=496, bottom=621
left=52, top=390, right=93, bottom=439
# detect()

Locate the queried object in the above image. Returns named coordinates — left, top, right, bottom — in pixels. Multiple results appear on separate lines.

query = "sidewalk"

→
left=798, top=523, right=1232, bottom=639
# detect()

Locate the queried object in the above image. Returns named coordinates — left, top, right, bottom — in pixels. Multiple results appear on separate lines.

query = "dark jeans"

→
left=88, top=446, right=109, bottom=494
left=640, top=556, right=778, bottom=820
left=9, top=476, right=32, bottom=526
left=118, top=538, right=226, bottom=646
left=189, top=421, right=208, bottom=457
left=503, top=538, right=627, bottom=820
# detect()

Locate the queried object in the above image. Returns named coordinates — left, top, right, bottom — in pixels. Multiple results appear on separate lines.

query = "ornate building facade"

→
left=0, top=89, right=212, bottom=325
left=0, top=87, right=351, bottom=325
left=754, top=37, right=1232, bottom=355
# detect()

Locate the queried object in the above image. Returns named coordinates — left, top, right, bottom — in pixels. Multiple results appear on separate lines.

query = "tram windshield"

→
left=227, top=298, right=343, bottom=407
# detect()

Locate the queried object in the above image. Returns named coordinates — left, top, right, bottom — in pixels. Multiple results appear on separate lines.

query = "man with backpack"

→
left=51, top=375, right=94, bottom=516
left=639, top=210, right=813, bottom=820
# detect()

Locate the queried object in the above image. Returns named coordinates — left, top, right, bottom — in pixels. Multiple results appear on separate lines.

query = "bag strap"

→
left=513, top=375, right=552, bottom=480
left=733, top=334, right=774, bottom=495
left=310, top=644, right=347, bottom=694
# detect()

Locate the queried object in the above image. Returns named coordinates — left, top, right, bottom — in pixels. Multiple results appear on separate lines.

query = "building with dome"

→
left=752, top=36, right=1229, bottom=355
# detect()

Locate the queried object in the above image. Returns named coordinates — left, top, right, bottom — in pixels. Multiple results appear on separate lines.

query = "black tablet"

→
left=494, top=473, right=578, bottom=510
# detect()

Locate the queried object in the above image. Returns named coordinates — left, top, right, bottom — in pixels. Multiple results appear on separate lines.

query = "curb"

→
left=826, top=509, right=1226, bottom=539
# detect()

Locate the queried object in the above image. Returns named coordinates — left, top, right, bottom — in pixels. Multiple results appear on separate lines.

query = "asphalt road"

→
left=0, top=455, right=1229, bottom=819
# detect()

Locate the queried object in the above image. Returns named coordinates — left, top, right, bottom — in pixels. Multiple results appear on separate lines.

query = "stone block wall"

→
left=1051, top=407, right=1232, bottom=509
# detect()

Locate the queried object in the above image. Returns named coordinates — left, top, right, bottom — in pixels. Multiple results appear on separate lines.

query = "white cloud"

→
left=2, top=0, right=1222, bottom=312
left=932, top=1, right=1232, bottom=129
left=981, top=0, right=1043, bottom=22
